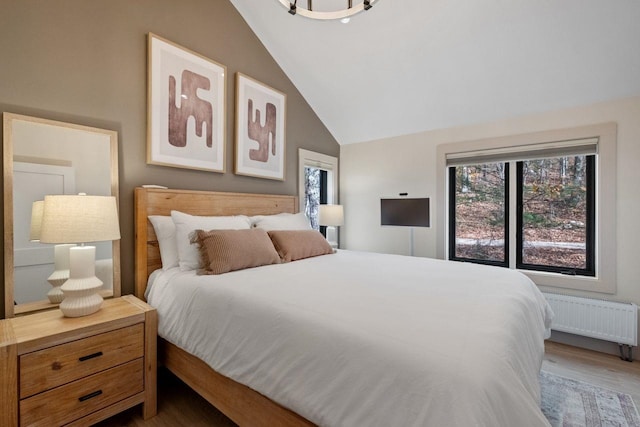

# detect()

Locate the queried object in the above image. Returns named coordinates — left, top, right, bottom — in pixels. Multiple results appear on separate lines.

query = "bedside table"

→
left=0, top=295, right=157, bottom=426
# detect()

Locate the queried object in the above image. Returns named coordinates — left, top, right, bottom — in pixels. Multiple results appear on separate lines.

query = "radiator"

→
left=543, top=293, right=638, bottom=352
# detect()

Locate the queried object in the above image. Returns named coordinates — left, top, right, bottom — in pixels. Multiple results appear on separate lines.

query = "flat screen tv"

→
left=380, top=198, right=430, bottom=227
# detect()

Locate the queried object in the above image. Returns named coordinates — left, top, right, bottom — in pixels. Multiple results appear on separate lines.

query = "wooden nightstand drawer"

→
left=1, top=296, right=157, bottom=427
left=19, top=323, right=144, bottom=399
left=20, top=358, right=144, bottom=427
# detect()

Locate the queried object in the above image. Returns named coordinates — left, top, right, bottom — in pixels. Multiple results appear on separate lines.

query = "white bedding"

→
left=147, top=250, right=553, bottom=427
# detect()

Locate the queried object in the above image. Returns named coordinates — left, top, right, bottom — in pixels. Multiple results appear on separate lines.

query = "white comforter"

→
left=147, top=250, right=553, bottom=427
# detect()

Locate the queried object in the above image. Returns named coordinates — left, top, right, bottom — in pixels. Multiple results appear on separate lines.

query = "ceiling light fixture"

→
left=282, top=0, right=377, bottom=20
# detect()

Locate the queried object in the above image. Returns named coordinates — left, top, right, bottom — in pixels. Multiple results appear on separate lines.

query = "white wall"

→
left=340, top=135, right=439, bottom=257
left=341, top=95, right=640, bottom=356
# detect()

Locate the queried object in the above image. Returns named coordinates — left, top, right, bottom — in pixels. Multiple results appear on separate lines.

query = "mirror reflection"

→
left=4, top=113, right=120, bottom=317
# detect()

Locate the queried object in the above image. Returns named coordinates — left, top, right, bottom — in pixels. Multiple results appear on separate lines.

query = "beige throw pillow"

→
left=192, top=228, right=280, bottom=275
left=172, top=210, right=252, bottom=271
left=268, top=230, right=335, bottom=262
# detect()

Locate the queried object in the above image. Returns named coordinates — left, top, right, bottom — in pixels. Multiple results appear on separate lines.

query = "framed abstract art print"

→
left=234, top=73, right=286, bottom=180
left=147, top=33, right=226, bottom=172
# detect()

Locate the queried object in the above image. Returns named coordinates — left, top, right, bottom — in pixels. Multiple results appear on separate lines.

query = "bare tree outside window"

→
left=305, top=167, right=321, bottom=230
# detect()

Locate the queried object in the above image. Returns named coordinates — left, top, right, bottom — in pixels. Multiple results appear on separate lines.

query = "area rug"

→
left=540, top=370, right=640, bottom=426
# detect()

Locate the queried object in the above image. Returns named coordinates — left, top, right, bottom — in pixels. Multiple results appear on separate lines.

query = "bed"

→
left=134, top=187, right=553, bottom=427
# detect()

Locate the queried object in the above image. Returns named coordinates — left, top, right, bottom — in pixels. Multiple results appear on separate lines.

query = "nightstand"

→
left=0, top=295, right=157, bottom=426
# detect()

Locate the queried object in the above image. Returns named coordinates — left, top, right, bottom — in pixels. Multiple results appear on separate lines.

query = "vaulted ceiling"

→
left=230, top=0, right=640, bottom=145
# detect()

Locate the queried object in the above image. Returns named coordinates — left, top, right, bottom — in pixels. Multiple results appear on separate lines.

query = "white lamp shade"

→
left=29, top=200, right=44, bottom=241
left=40, top=194, right=121, bottom=244
left=319, top=204, right=344, bottom=226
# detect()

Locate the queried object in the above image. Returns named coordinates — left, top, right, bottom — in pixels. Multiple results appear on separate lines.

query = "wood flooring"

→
left=94, top=366, right=237, bottom=427
left=542, top=341, right=640, bottom=405
left=96, top=342, right=640, bottom=426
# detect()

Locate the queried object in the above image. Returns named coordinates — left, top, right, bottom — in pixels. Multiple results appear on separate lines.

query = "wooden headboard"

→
left=134, top=187, right=299, bottom=300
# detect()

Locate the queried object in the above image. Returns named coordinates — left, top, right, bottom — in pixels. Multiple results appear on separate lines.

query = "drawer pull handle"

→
left=78, top=390, right=103, bottom=402
left=79, top=351, right=103, bottom=362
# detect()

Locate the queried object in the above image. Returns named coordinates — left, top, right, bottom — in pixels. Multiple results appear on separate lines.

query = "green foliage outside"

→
left=453, top=156, right=589, bottom=268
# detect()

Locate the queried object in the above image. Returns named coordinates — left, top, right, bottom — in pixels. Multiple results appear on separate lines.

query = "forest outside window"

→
left=516, top=155, right=595, bottom=276
left=448, top=163, right=509, bottom=267
left=437, top=123, right=616, bottom=293
left=448, top=151, right=596, bottom=278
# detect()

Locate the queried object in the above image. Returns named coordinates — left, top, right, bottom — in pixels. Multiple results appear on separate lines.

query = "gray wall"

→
left=0, top=0, right=339, bottom=317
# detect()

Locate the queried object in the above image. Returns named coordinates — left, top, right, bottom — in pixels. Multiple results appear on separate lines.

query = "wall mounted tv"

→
left=380, top=198, right=430, bottom=227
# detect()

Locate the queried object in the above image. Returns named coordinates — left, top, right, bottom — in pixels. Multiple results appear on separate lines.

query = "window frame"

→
left=515, top=155, right=596, bottom=277
left=447, top=163, right=510, bottom=268
left=298, top=148, right=339, bottom=212
left=436, top=123, right=617, bottom=294
left=298, top=149, right=339, bottom=242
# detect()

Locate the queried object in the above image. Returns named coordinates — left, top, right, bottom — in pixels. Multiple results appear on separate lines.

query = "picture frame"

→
left=234, top=73, right=286, bottom=180
left=147, top=33, right=226, bottom=172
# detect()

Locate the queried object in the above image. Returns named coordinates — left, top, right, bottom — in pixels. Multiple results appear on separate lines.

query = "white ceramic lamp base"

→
left=60, top=245, right=103, bottom=317
left=47, top=269, right=68, bottom=304
left=46, top=281, right=66, bottom=304
left=46, top=244, right=75, bottom=304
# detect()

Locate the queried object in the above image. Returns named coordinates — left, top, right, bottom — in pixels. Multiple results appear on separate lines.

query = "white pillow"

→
left=148, top=216, right=179, bottom=270
left=171, top=210, right=252, bottom=270
left=251, top=212, right=312, bottom=231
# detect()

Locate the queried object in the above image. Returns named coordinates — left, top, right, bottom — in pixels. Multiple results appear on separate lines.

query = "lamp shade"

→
left=40, top=194, right=121, bottom=244
left=29, top=200, right=44, bottom=241
left=319, top=204, right=344, bottom=226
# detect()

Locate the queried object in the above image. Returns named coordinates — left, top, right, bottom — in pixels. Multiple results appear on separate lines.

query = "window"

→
left=436, top=123, right=617, bottom=293
left=448, top=155, right=595, bottom=277
left=516, top=155, right=595, bottom=276
left=449, top=163, right=509, bottom=267
left=298, top=149, right=338, bottom=237
left=304, top=167, right=328, bottom=232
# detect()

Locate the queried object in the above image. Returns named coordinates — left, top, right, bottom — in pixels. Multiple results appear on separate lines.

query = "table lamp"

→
left=39, top=194, right=121, bottom=317
left=29, top=200, right=44, bottom=242
left=30, top=200, right=76, bottom=303
left=319, top=204, right=344, bottom=249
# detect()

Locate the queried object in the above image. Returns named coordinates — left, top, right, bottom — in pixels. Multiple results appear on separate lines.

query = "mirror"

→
left=3, top=113, right=120, bottom=317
